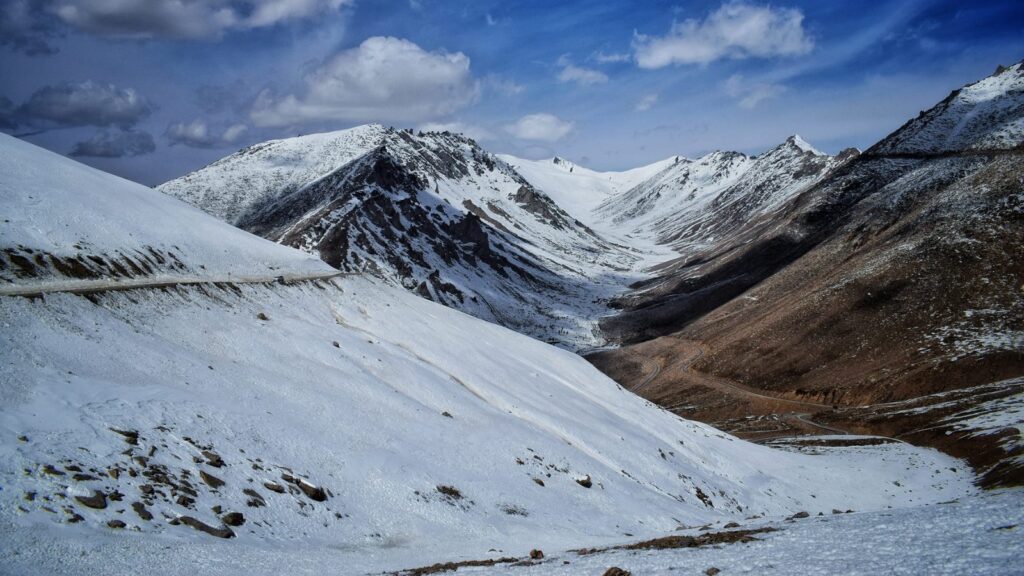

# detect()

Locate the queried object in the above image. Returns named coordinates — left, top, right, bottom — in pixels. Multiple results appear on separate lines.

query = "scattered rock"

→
left=299, top=480, right=327, bottom=502
left=200, top=470, right=225, bottom=489
left=529, top=549, right=544, bottom=560
left=243, top=488, right=266, bottom=507
left=178, top=516, right=235, bottom=539
left=532, top=478, right=545, bottom=487
left=110, top=428, right=139, bottom=445
left=17, top=435, right=28, bottom=442
left=108, top=468, right=120, bottom=480
left=24, top=491, right=36, bottom=502
left=724, top=522, right=740, bottom=529
left=332, top=341, right=340, bottom=348
left=257, top=312, right=269, bottom=321
left=789, top=511, right=810, bottom=520
left=263, top=481, right=285, bottom=494
left=176, top=495, right=195, bottom=507
left=72, top=473, right=98, bottom=482
left=75, top=491, right=107, bottom=510
left=66, top=513, right=84, bottom=524
left=107, top=520, right=126, bottom=529
left=706, top=568, right=721, bottom=576
left=436, top=485, right=463, bottom=500
left=832, top=509, right=843, bottom=515
left=201, top=451, right=225, bottom=467
left=222, top=512, right=245, bottom=526
left=441, top=411, right=453, bottom=418
left=603, top=568, right=631, bottom=576
left=131, top=501, right=153, bottom=521
left=42, top=464, right=65, bottom=476
left=575, top=475, right=592, bottom=489
left=211, top=505, right=222, bottom=514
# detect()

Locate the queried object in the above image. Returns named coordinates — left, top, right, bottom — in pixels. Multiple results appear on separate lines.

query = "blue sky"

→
left=1, top=0, right=1022, bottom=185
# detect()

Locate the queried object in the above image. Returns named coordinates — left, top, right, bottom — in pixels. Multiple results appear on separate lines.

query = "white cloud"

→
left=166, top=119, right=249, bottom=148
left=558, top=64, right=609, bottom=86
left=222, top=123, right=248, bottom=143
left=592, top=51, right=631, bottom=64
left=635, top=94, right=658, bottom=112
left=418, top=121, right=493, bottom=142
left=556, top=55, right=608, bottom=86
left=483, top=75, right=525, bottom=96
left=634, top=2, right=813, bottom=68
left=251, top=36, right=479, bottom=127
left=505, top=113, right=574, bottom=142
left=724, top=74, right=786, bottom=108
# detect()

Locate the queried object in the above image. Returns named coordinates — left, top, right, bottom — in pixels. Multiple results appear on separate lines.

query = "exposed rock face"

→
left=160, top=126, right=636, bottom=349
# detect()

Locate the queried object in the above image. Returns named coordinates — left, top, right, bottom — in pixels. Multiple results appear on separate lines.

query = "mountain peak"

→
left=785, top=134, right=824, bottom=155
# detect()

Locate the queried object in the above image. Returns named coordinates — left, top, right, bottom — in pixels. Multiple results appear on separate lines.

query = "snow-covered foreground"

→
left=0, top=276, right=976, bottom=574
left=0, top=134, right=1006, bottom=575
left=499, top=488, right=1024, bottom=576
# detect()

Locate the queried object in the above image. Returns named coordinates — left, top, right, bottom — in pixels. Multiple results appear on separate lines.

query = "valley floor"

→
left=2, top=487, right=1020, bottom=575
left=491, top=488, right=1024, bottom=576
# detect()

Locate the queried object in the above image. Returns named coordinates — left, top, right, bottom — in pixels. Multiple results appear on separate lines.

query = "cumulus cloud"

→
left=635, top=94, right=658, bottom=112
left=504, top=113, right=574, bottom=142
left=47, top=0, right=352, bottom=39
left=418, top=121, right=493, bottom=142
left=165, top=119, right=248, bottom=148
left=725, top=74, right=786, bottom=108
left=8, top=80, right=153, bottom=129
left=634, top=2, right=813, bottom=68
left=250, top=36, right=479, bottom=127
left=69, top=128, right=155, bottom=157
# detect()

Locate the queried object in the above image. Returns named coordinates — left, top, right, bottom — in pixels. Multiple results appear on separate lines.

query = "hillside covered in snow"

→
left=0, top=132, right=983, bottom=575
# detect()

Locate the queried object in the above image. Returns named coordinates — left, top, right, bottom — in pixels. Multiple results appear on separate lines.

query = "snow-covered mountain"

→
left=597, top=135, right=856, bottom=251
left=0, top=133, right=974, bottom=574
left=160, top=126, right=652, bottom=348
left=870, top=62, right=1024, bottom=154
left=594, top=63, right=1024, bottom=486
left=497, top=154, right=682, bottom=226
left=160, top=127, right=845, bottom=350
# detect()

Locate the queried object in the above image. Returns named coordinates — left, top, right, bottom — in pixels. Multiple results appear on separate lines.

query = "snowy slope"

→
left=498, top=154, right=682, bottom=226
left=871, top=61, right=1024, bottom=154
left=161, top=127, right=647, bottom=349
left=0, top=138, right=975, bottom=574
left=0, top=133, right=332, bottom=290
left=597, top=136, right=854, bottom=250
left=156, top=124, right=389, bottom=224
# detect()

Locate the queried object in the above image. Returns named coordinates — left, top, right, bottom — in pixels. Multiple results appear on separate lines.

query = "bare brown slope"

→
left=591, top=150, right=1023, bottom=484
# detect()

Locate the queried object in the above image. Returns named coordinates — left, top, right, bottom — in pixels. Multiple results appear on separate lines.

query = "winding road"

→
left=630, top=339, right=853, bottom=438
left=0, top=270, right=345, bottom=298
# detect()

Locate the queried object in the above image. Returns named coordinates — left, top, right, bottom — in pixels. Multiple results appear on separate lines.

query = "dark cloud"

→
left=11, top=81, right=154, bottom=129
left=69, top=128, right=155, bottom=157
left=195, top=80, right=256, bottom=115
left=0, top=96, right=18, bottom=130
left=0, top=0, right=353, bottom=45
left=0, top=0, right=60, bottom=56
